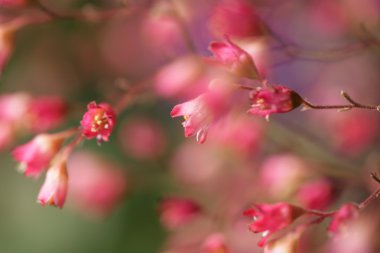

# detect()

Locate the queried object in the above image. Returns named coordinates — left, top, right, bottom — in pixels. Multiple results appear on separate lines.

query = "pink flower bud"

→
left=12, top=132, right=69, bottom=178
left=37, top=159, right=68, bottom=208
left=159, top=197, right=201, bottom=229
left=208, top=0, right=263, bottom=39
left=201, top=233, right=230, bottom=253
left=248, top=85, right=302, bottom=118
left=328, top=203, right=359, bottom=235
left=244, top=203, right=305, bottom=247
left=209, top=37, right=259, bottom=79
left=80, top=101, right=116, bottom=143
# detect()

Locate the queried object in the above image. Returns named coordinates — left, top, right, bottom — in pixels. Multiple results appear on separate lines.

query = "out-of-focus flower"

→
left=118, top=118, right=166, bottom=159
left=171, top=89, right=229, bottom=144
left=208, top=0, right=263, bottom=39
left=210, top=115, right=263, bottom=155
left=209, top=37, right=259, bottom=79
left=0, top=120, right=14, bottom=149
left=80, top=101, right=116, bottom=143
left=328, top=111, right=378, bottom=155
left=0, top=93, right=30, bottom=124
left=12, top=132, right=72, bottom=178
left=154, top=55, right=209, bottom=99
left=159, top=197, right=201, bottom=229
left=328, top=203, right=359, bottom=235
left=259, top=154, right=310, bottom=199
left=248, top=85, right=302, bottom=118
left=68, top=151, right=127, bottom=217
left=201, top=233, right=230, bottom=253
left=296, top=179, right=334, bottom=210
left=38, top=158, right=68, bottom=208
left=244, top=203, right=305, bottom=247
left=0, top=93, right=68, bottom=133
left=27, top=96, right=68, bottom=133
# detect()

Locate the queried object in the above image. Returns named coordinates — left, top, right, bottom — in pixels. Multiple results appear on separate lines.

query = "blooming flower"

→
left=328, top=203, right=359, bottom=235
left=37, top=159, right=68, bottom=208
left=12, top=132, right=69, bottom=178
left=159, top=197, right=201, bottom=229
left=248, top=85, right=302, bottom=118
left=209, top=37, right=259, bottom=79
left=80, top=101, right=116, bottom=143
left=244, top=203, right=305, bottom=247
left=171, top=91, right=227, bottom=144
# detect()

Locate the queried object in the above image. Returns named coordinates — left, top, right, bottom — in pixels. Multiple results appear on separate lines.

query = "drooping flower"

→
left=159, top=197, right=201, bottom=229
left=244, top=202, right=305, bottom=247
left=209, top=37, right=259, bottom=79
left=328, top=203, right=359, bottom=235
left=80, top=101, right=116, bottom=143
left=12, top=132, right=72, bottom=178
left=248, top=85, right=302, bottom=118
left=37, top=158, right=68, bottom=208
left=171, top=91, right=227, bottom=144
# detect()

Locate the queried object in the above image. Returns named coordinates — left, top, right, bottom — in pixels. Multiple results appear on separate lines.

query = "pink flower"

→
left=171, top=91, right=227, bottom=144
left=328, top=203, right=359, bottom=235
left=12, top=132, right=70, bottom=178
left=201, top=233, right=230, bottom=253
left=68, top=151, right=128, bottom=217
left=296, top=179, right=334, bottom=210
left=37, top=159, right=68, bottom=208
left=80, top=101, right=116, bottom=143
left=159, top=197, right=201, bottom=229
left=27, top=96, right=68, bottom=133
left=248, top=85, right=302, bottom=118
left=244, top=203, right=305, bottom=247
left=208, top=0, right=262, bottom=39
left=209, top=37, right=259, bottom=79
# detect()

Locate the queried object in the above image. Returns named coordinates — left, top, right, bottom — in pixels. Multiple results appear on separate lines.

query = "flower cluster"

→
left=12, top=101, right=117, bottom=209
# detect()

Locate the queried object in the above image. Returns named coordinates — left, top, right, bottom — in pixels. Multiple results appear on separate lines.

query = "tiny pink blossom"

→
left=159, top=197, right=201, bottom=229
left=12, top=133, right=68, bottom=178
left=209, top=37, right=259, bottom=79
left=248, top=85, right=302, bottom=118
left=38, top=159, right=68, bottom=208
left=80, top=101, right=116, bottom=143
left=171, top=91, right=227, bottom=144
left=201, top=233, right=230, bottom=253
left=244, top=202, right=305, bottom=247
left=328, top=203, right=359, bottom=235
